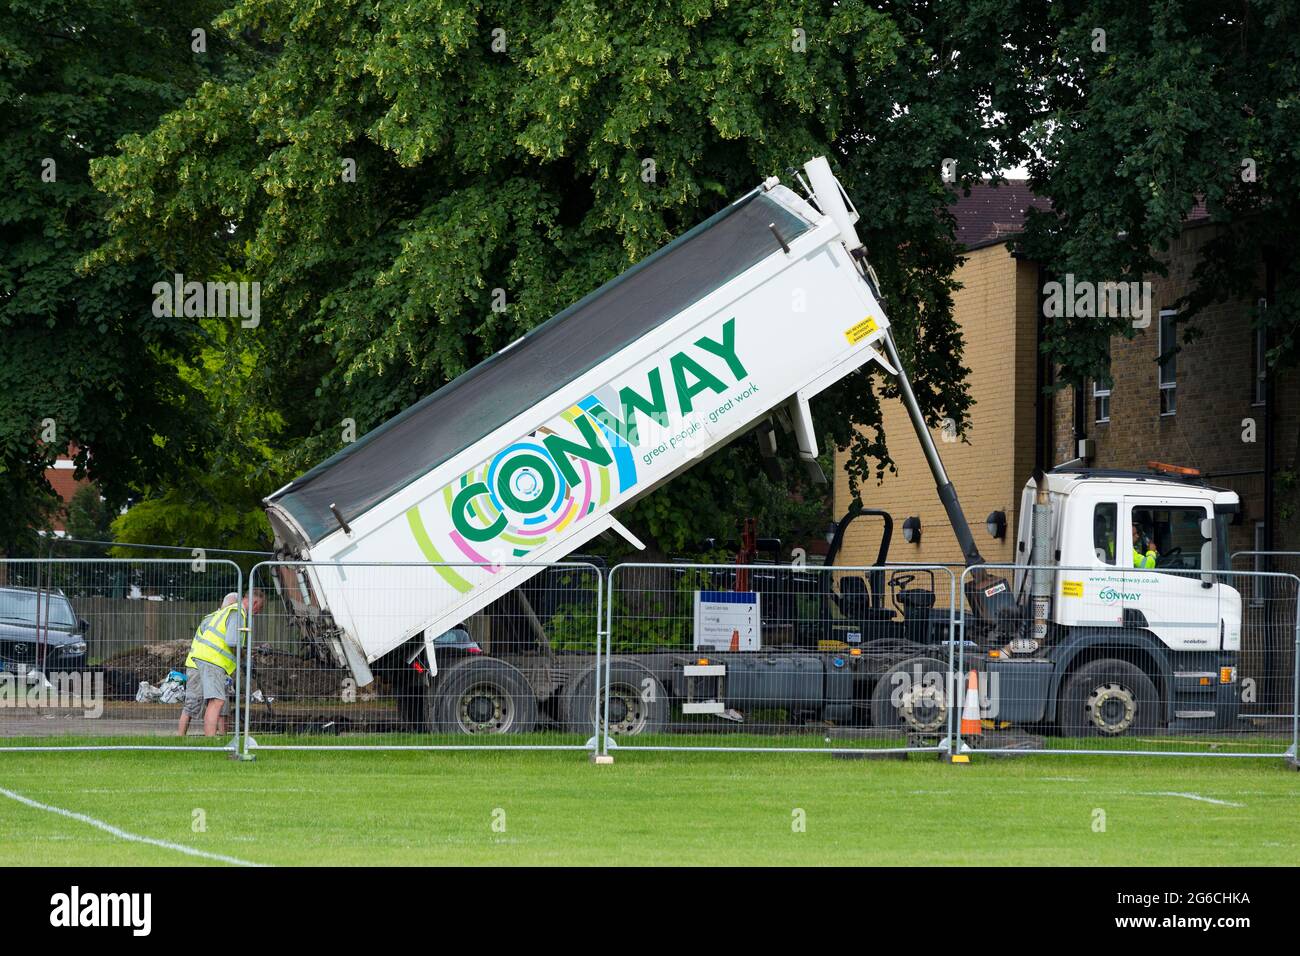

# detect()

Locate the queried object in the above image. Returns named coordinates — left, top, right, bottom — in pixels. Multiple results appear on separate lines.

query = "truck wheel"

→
left=870, top=656, right=949, bottom=733
left=431, top=658, right=538, bottom=735
left=1059, top=659, right=1159, bottom=737
left=561, top=661, right=667, bottom=737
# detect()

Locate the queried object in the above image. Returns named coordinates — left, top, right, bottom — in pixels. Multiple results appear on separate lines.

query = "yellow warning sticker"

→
left=844, top=317, right=879, bottom=345
left=1062, top=580, right=1083, bottom=598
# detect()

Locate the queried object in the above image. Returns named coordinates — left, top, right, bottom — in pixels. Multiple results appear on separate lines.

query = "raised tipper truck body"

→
left=264, top=157, right=896, bottom=685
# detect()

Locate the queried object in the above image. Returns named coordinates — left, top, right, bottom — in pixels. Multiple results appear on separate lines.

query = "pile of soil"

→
left=99, top=640, right=372, bottom=701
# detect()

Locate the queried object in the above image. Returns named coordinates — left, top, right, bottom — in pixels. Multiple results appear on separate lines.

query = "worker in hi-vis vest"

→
left=178, top=589, right=265, bottom=737
left=1132, top=523, right=1158, bottom=569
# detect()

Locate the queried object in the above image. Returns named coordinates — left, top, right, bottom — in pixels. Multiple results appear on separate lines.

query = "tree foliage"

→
left=87, top=0, right=1043, bottom=551
left=0, top=0, right=231, bottom=553
left=30, top=1, right=1295, bottom=556
left=1015, top=1, right=1300, bottom=387
left=108, top=314, right=285, bottom=554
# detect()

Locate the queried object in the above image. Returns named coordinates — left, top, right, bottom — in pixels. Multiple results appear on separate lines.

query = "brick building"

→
left=832, top=182, right=1048, bottom=570
left=45, top=448, right=92, bottom=534
left=1051, top=219, right=1299, bottom=561
left=833, top=184, right=1297, bottom=572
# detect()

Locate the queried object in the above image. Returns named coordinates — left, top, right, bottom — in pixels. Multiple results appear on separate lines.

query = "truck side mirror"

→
left=1199, top=517, right=1215, bottom=586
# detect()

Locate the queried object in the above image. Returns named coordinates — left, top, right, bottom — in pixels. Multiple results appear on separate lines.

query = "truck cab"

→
left=996, top=465, right=1243, bottom=735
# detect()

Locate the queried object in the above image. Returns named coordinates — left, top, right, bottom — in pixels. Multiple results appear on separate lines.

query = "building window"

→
left=1158, top=309, right=1177, bottom=416
left=1094, top=337, right=1112, bottom=423
left=1093, top=380, right=1110, bottom=423
left=1253, top=300, right=1267, bottom=406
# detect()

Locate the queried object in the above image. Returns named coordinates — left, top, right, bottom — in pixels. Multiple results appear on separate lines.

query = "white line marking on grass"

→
left=77, top=787, right=315, bottom=795
left=1145, top=791, right=1245, bottom=807
left=0, top=786, right=266, bottom=866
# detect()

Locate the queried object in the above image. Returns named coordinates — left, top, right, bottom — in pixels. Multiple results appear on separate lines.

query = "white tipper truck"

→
left=263, top=156, right=1243, bottom=738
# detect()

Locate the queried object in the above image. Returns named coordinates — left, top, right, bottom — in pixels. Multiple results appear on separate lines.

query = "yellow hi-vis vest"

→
left=1133, top=548, right=1157, bottom=569
left=185, top=604, right=243, bottom=676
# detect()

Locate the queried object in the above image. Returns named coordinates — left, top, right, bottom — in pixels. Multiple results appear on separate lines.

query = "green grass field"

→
left=1, top=744, right=1297, bottom=865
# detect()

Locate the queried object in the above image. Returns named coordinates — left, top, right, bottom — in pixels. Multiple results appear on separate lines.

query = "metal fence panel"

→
left=1231, top=552, right=1300, bottom=724
left=601, top=563, right=958, bottom=755
left=1231, top=552, right=1300, bottom=764
left=955, top=563, right=1299, bottom=759
left=1232, top=552, right=1300, bottom=577
left=0, top=558, right=243, bottom=751
left=241, top=561, right=604, bottom=752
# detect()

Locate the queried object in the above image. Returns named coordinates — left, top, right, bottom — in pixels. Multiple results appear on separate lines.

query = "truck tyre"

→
left=430, top=658, right=538, bottom=735
left=392, top=666, right=428, bottom=730
left=870, top=656, right=949, bottom=733
left=1059, top=659, right=1159, bottom=737
left=561, top=660, right=667, bottom=737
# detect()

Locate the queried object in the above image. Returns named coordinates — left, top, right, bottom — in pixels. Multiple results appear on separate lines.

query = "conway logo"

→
left=584, top=317, right=748, bottom=445
left=449, top=318, right=747, bottom=543
left=1098, top=587, right=1139, bottom=604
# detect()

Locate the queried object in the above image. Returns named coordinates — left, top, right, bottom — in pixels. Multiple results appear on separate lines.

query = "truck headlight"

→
left=67, top=642, right=87, bottom=655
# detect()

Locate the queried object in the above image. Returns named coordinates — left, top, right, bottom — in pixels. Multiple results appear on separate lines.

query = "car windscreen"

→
left=0, top=591, right=76, bottom=627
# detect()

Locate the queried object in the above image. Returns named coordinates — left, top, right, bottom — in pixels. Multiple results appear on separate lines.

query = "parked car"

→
left=0, top=586, right=88, bottom=673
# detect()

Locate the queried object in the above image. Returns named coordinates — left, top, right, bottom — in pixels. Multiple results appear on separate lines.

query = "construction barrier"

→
left=955, top=564, right=1300, bottom=760
left=597, top=563, right=960, bottom=756
left=239, top=561, right=604, bottom=752
left=5, top=555, right=1297, bottom=766
left=1231, top=552, right=1300, bottom=732
left=1233, top=551, right=1300, bottom=577
left=0, top=558, right=243, bottom=751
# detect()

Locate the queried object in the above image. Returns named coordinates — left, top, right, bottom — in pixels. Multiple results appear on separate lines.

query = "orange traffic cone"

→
left=729, top=629, right=740, bottom=651
left=959, top=670, right=982, bottom=737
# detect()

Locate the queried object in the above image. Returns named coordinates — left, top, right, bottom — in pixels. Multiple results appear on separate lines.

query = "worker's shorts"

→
left=183, top=662, right=230, bottom=718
